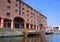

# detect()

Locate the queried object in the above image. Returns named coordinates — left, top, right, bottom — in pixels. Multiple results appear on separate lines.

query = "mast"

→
left=32, top=0, right=37, bottom=31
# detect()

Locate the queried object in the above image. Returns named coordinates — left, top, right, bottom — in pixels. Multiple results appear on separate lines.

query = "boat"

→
left=45, top=30, right=54, bottom=35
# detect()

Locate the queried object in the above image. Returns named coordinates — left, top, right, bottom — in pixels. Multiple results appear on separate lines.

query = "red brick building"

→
left=0, top=0, right=47, bottom=31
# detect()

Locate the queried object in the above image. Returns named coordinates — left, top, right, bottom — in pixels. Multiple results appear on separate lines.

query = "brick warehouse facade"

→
left=0, top=0, right=47, bottom=31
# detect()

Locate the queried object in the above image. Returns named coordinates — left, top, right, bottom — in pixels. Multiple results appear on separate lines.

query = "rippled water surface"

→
left=0, top=36, right=47, bottom=42
left=45, top=34, right=60, bottom=42
left=0, top=34, right=60, bottom=42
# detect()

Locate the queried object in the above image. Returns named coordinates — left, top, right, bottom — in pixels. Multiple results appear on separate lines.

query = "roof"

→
left=20, top=0, right=47, bottom=19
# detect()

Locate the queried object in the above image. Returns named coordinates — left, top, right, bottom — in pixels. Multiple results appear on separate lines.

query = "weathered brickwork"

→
left=0, top=0, right=47, bottom=31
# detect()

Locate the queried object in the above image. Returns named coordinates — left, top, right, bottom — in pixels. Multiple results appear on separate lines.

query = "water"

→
left=0, top=36, right=47, bottom=42
left=0, top=34, right=60, bottom=42
left=45, top=34, right=60, bottom=42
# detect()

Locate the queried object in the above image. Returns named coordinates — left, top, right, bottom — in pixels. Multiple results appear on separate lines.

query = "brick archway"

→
left=14, top=17, right=25, bottom=29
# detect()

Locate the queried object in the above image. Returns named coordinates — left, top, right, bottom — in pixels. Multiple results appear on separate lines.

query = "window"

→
left=7, top=0, right=11, bottom=3
left=7, top=13, right=10, bottom=16
left=22, top=8, right=24, bottom=10
left=7, top=5, right=10, bottom=10
left=27, top=14, right=29, bottom=16
left=16, top=4, right=18, bottom=7
left=27, top=10, right=29, bottom=12
left=22, top=12, right=24, bottom=14
left=27, top=19, right=29, bottom=22
left=15, top=9, right=18, bottom=14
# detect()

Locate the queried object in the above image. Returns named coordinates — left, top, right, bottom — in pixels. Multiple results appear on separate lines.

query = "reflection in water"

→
left=45, top=34, right=60, bottom=42
left=0, top=36, right=47, bottom=42
left=0, top=37, right=23, bottom=42
left=22, top=36, right=47, bottom=42
left=22, top=36, right=41, bottom=42
left=0, top=34, right=60, bottom=42
left=1, top=34, right=60, bottom=42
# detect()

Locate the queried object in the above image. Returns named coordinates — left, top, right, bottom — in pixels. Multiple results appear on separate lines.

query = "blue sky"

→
left=22, top=0, right=60, bottom=26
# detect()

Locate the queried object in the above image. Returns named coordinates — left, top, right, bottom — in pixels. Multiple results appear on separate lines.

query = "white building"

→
left=53, top=26, right=60, bottom=30
left=59, top=26, right=60, bottom=30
